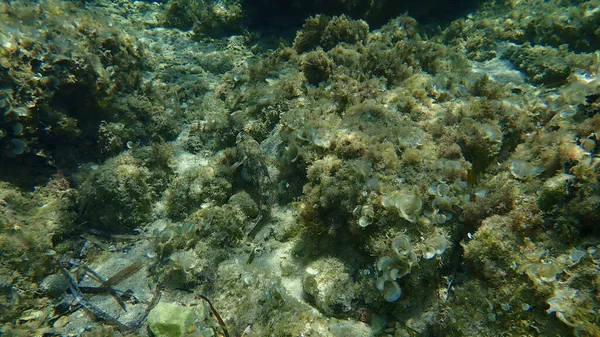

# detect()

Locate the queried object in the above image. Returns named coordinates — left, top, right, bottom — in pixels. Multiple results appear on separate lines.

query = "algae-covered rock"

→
left=538, top=173, right=573, bottom=211
left=79, top=152, right=154, bottom=231
left=293, top=14, right=369, bottom=53
left=163, top=0, right=244, bottom=37
left=147, top=302, right=198, bottom=337
left=503, top=44, right=595, bottom=86
left=228, top=191, right=259, bottom=218
left=165, top=165, right=232, bottom=220
left=302, top=49, right=334, bottom=85
left=303, top=257, right=355, bottom=315
left=0, top=0, right=147, bottom=170
left=330, top=319, right=373, bottom=337
left=0, top=176, right=75, bottom=322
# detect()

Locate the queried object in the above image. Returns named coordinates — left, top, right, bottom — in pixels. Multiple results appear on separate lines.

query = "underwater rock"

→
left=303, top=257, right=355, bottom=315
left=234, top=132, right=273, bottom=218
left=329, top=319, right=373, bottom=337
left=39, top=273, right=69, bottom=298
left=163, top=0, right=244, bottom=37
left=147, top=302, right=199, bottom=337
left=228, top=191, right=260, bottom=218
left=78, top=153, right=153, bottom=231
left=302, top=49, right=333, bottom=85
left=504, top=45, right=575, bottom=86
left=0, top=0, right=147, bottom=170
left=537, top=173, right=574, bottom=211
left=293, top=14, right=369, bottom=53
left=165, top=165, right=232, bottom=220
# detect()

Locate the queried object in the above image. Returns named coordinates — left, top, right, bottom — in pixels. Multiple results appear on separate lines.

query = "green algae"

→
left=2, top=0, right=600, bottom=336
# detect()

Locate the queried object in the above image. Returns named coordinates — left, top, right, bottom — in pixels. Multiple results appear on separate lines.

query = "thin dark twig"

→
left=103, top=261, right=143, bottom=287
left=78, top=286, right=126, bottom=294
left=197, top=294, right=230, bottom=337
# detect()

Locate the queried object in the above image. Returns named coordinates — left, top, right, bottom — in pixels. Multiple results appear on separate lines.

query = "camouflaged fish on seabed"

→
left=233, top=132, right=273, bottom=235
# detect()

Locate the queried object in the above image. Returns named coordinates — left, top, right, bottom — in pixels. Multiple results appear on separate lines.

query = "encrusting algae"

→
left=1, top=0, right=600, bottom=336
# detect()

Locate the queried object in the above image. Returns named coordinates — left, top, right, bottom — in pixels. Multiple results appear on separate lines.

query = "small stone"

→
left=39, top=273, right=68, bottom=298
left=148, top=302, right=196, bottom=337
left=53, top=315, right=69, bottom=329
